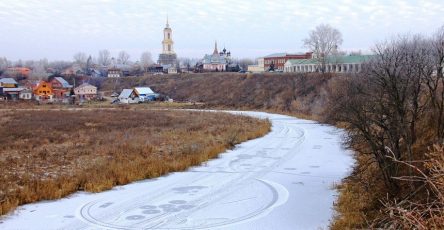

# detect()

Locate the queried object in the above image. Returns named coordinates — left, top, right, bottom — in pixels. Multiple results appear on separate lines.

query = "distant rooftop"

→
left=119, top=89, right=134, bottom=99
left=0, top=78, right=18, bottom=85
left=3, top=87, right=25, bottom=92
left=54, top=77, right=72, bottom=88
left=134, top=87, right=155, bottom=95
left=264, top=52, right=312, bottom=58
left=264, top=53, right=286, bottom=58
left=76, top=83, right=96, bottom=89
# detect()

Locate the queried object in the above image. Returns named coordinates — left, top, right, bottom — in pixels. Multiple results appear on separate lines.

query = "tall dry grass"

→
left=0, top=109, right=270, bottom=216
left=373, top=145, right=444, bottom=229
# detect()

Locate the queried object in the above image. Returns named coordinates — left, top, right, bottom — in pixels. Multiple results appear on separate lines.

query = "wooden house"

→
left=32, top=80, right=54, bottom=101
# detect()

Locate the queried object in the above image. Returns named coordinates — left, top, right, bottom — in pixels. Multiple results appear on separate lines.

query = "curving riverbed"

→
left=1, top=111, right=354, bottom=230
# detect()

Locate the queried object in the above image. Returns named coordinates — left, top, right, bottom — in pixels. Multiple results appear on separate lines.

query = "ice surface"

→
left=0, top=111, right=354, bottom=230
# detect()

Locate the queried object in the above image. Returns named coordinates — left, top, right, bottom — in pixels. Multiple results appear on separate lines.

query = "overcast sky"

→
left=1, top=0, right=443, bottom=61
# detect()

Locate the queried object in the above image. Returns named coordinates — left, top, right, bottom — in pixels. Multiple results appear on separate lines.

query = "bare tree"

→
left=48, top=60, right=72, bottom=73
left=0, top=57, right=9, bottom=72
left=29, top=59, right=49, bottom=80
left=427, top=26, right=444, bottom=140
left=329, top=34, right=435, bottom=190
left=303, top=24, right=343, bottom=73
left=73, top=52, right=87, bottom=65
left=118, top=51, right=130, bottom=65
left=98, top=49, right=111, bottom=66
left=140, top=52, right=153, bottom=71
left=15, top=59, right=23, bottom=67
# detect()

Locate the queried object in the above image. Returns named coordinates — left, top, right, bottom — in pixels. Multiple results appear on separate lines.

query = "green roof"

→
left=285, top=55, right=375, bottom=65
left=286, top=59, right=317, bottom=65
left=333, top=55, right=374, bottom=64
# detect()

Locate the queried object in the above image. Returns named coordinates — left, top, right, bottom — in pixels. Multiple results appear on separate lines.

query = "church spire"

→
left=213, top=40, right=218, bottom=55
left=166, top=15, right=169, bottom=28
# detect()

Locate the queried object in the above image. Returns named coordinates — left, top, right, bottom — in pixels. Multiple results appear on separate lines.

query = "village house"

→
left=2, top=88, right=25, bottom=100
left=50, top=77, right=73, bottom=99
left=284, top=55, right=373, bottom=74
left=32, top=80, right=54, bottom=102
left=0, top=78, right=18, bottom=88
left=90, top=69, right=103, bottom=78
left=74, top=83, right=97, bottom=100
left=107, top=68, right=123, bottom=78
left=19, top=89, right=32, bottom=100
left=118, top=89, right=139, bottom=104
left=167, top=66, right=178, bottom=74
left=134, top=87, right=159, bottom=102
left=0, top=78, right=27, bottom=101
left=5, top=67, right=31, bottom=78
left=202, top=41, right=232, bottom=72
left=61, top=64, right=84, bottom=77
left=147, top=65, right=164, bottom=74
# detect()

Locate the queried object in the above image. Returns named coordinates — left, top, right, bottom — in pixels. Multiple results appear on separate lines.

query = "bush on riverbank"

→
left=328, top=32, right=444, bottom=228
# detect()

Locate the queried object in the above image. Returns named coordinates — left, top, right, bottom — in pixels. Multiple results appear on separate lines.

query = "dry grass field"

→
left=0, top=109, right=270, bottom=216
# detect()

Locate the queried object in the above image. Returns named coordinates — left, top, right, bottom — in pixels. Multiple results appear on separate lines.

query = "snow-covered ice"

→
left=0, top=111, right=354, bottom=230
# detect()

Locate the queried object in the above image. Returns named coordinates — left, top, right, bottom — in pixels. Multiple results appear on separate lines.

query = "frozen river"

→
left=1, top=111, right=354, bottom=230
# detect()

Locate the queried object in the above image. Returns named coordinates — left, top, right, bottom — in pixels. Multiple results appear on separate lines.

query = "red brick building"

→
left=264, top=52, right=312, bottom=71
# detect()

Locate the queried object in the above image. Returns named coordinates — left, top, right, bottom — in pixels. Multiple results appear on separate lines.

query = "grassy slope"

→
left=99, top=72, right=334, bottom=117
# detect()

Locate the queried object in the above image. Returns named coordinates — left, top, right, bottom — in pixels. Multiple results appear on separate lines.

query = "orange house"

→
left=6, top=67, right=31, bottom=78
left=33, top=80, right=54, bottom=101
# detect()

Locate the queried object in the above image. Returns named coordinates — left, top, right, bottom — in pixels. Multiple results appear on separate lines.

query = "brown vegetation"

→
left=328, top=32, right=444, bottom=228
left=99, top=72, right=334, bottom=116
left=0, top=109, right=270, bottom=216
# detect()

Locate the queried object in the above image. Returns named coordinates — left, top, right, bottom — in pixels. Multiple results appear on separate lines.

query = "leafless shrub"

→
left=374, top=145, right=444, bottom=229
left=329, top=28, right=444, bottom=228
